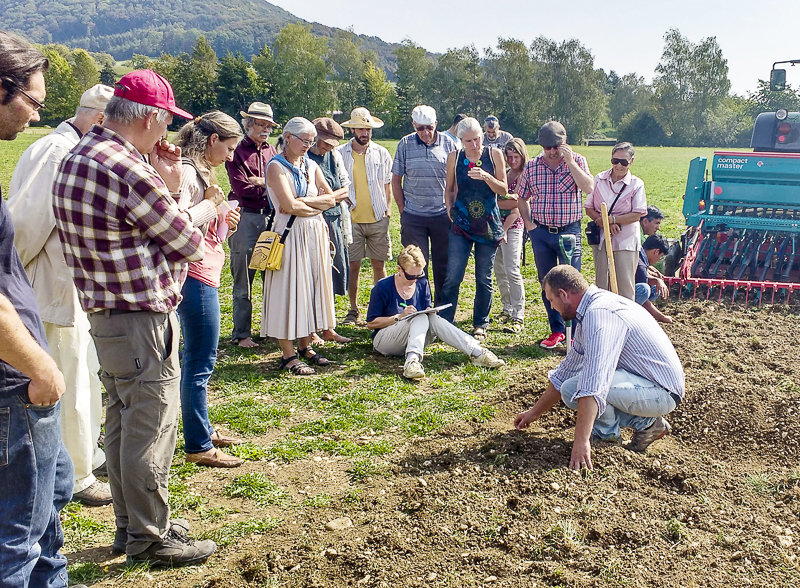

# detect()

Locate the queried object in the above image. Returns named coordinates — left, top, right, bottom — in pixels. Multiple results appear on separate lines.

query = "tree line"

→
left=33, top=25, right=800, bottom=146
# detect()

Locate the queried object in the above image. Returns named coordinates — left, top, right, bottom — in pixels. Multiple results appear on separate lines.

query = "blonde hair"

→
left=175, top=111, right=242, bottom=184
left=397, top=245, right=426, bottom=271
left=504, top=137, right=529, bottom=170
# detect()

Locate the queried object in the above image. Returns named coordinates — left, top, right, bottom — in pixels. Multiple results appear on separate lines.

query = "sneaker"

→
left=342, top=309, right=359, bottom=325
left=126, top=520, right=216, bottom=568
left=73, top=480, right=113, bottom=507
left=540, top=332, right=566, bottom=349
left=626, top=416, right=671, bottom=453
left=402, top=359, right=425, bottom=380
left=502, top=319, right=523, bottom=334
left=471, top=349, right=505, bottom=369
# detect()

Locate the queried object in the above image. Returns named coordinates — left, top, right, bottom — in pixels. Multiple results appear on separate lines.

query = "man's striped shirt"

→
left=549, top=285, right=685, bottom=415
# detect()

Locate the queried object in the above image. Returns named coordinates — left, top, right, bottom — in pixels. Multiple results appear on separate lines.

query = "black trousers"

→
left=400, top=210, right=451, bottom=305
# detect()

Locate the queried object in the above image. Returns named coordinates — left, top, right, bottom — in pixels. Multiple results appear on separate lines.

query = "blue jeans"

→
left=0, top=390, right=73, bottom=588
left=559, top=369, right=677, bottom=439
left=439, top=232, right=498, bottom=329
left=635, top=283, right=659, bottom=305
left=177, top=277, right=220, bottom=455
left=529, top=222, right=582, bottom=334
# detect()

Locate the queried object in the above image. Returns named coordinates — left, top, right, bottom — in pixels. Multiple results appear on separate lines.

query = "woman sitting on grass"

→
left=366, top=245, right=505, bottom=380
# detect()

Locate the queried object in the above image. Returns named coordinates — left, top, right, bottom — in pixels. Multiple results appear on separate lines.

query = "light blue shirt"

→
left=391, top=131, right=458, bottom=216
left=548, top=285, right=685, bottom=415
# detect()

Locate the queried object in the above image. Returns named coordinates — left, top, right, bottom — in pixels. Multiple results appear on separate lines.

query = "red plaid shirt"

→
left=53, top=126, right=204, bottom=313
left=517, top=152, right=590, bottom=227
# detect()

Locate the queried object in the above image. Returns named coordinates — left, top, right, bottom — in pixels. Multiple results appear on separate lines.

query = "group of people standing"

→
left=0, top=29, right=682, bottom=588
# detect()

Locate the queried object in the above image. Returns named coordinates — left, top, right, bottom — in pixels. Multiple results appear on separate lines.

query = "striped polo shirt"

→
left=391, top=131, right=458, bottom=216
left=548, top=285, right=685, bottom=415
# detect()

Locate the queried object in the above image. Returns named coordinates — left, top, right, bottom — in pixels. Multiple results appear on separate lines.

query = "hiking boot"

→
left=112, top=527, right=127, bottom=554
left=503, top=319, right=523, bottom=334
left=342, top=309, right=359, bottom=325
left=626, top=416, right=671, bottom=453
left=186, top=447, right=243, bottom=468
left=471, top=349, right=505, bottom=369
left=92, top=461, right=107, bottom=477
left=73, top=480, right=113, bottom=507
left=402, top=359, right=425, bottom=380
left=126, top=520, right=215, bottom=568
left=540, top=332, right=566, bottom=349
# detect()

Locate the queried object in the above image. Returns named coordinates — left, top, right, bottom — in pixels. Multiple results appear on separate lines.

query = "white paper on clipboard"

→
left=399, top=303, right=452, bottom=321
left=217, top=199, right=238, bottom=240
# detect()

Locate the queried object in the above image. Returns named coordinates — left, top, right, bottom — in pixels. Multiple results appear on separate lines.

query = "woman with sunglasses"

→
left=366, top=245, right=504, bottom=380
left=261, top=117, right=337, bottom=375
left=584, top=142, right=647, bottom=300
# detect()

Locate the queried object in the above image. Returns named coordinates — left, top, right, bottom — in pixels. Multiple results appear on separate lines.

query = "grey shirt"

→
left=483, top=130, right=513, bottom=150
left=392, top=131, right=458, bottom=216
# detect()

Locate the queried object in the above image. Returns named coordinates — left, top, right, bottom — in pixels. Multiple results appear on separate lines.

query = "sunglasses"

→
left=402, top=269, right=425, bottom=281
left=16, top=86, right=45, bottom=111
left=611, top=158, right=631, bottom=166
left=542, top=145, right=560, bottom=151
left=415, top=125, right=434, bottom=132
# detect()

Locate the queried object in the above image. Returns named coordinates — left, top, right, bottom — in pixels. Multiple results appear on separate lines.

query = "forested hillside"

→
left=0, top=0, right=400, bottom=70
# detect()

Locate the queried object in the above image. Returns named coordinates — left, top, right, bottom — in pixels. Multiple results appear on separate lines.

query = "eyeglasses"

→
left=402, top=269, right=425, bottom=281
left=291, top=133, right=314, bottom=147
left=611, top=158, right=631, bottom=166
left=542, top=145, right=560, bottom=151
left=16, top=86, right=45, bottom=111
left=415, top=125, right=434, bottom=132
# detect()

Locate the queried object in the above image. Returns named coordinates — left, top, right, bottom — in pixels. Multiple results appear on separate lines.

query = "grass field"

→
left=0, top=130, right=767, bottom=586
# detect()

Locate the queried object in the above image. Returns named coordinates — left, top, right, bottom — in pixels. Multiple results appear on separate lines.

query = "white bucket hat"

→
left=341, top=107, right=384, bottom=129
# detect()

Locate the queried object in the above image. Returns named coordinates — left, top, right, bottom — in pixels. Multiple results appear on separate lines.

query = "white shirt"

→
left=337, top=140, right=393, bottom=220
left=8, top=121, right=83, bottom=326
left=584, top=168, right=647, bottom=252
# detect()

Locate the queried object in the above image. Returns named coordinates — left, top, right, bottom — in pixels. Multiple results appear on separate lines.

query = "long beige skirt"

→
left=260, top=214, right=336, bottom=340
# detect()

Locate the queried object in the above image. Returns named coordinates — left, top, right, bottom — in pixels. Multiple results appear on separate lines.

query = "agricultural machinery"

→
left=665, top=60, right=800, bottom=304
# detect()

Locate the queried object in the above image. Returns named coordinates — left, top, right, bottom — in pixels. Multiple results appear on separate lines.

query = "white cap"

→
left=411, top=105, right=437, bottom=126
left=80, top=84, right=114, bottom=110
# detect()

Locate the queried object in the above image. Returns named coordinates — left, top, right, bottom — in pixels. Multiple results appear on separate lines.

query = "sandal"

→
left=471, top=327, right=487, bottom=342
left=503, top=319, right=524, bottom=334
left=279, top=355, right=315, bottom=375
left=298, top=347, right=331, bottom=366
left=342, top=309, right=359, bottom=325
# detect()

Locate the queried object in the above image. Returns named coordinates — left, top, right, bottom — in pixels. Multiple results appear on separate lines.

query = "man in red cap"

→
left=53, top=70, right=217, bottom=567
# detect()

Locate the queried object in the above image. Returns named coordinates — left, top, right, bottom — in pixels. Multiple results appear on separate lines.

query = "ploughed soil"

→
left=75, top=301, right=800, bottom=587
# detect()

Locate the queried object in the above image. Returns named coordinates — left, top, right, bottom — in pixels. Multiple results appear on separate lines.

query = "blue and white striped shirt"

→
left=391, top=131, right=458, bottom=216
left=549, top=286, right=685, bottom=415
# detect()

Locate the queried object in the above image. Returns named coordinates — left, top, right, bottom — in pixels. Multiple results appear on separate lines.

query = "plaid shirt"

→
left=53, top=126, right=204, bottom=313
left=517, top=152, right=590, bottom=227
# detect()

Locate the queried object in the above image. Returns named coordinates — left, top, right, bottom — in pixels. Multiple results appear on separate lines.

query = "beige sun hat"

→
left=80, top=84, right=114, bottom=110
left=240, top=102, right=279, bottom=126
left=341, top=107, right=384, bottom=129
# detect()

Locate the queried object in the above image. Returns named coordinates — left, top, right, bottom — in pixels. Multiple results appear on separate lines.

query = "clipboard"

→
left=399, top=303, right=452, bottom=321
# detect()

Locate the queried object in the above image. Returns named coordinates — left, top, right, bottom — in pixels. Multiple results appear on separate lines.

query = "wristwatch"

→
left=394, top=315, right=399, bottom=323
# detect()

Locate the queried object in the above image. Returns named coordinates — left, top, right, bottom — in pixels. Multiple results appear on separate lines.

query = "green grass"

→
left=224, top=473, right=290, bottom=507
left=346, top=458, right=391, bottom=482
left=67, top=561, right=105, bottom=585
left=199, top=517, right=282, bottom=547
left=60, top=502, right=113, bottom=551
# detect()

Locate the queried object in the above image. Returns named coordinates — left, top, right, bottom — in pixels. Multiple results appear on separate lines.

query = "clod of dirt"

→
left=324, top=517, right=353, bottom=531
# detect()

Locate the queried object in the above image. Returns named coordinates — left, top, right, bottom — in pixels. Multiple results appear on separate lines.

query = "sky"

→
left=268, top=0, right=800, bottom=96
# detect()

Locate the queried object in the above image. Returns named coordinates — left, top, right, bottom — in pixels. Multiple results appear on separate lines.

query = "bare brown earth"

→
left=73, top=301, right=800, bottom=588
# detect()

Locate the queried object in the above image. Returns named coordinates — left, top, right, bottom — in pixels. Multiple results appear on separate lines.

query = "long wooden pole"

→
left=600, top=201, right=619, bottom=294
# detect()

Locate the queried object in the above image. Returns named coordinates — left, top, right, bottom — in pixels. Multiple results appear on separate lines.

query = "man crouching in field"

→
left=514, top=265, right=685, bottom=470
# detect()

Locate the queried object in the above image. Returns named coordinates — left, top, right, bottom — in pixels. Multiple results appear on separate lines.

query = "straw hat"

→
left=341, top=107, right=384, bottom=129
left=239, top=102, right=279, bottom=126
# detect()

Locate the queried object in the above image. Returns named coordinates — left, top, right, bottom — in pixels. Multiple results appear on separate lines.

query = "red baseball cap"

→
left=114, top=69, right=192, bottom=120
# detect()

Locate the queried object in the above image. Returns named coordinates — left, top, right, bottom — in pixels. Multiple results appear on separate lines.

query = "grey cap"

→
left=538, top=121, right=567, bottom=146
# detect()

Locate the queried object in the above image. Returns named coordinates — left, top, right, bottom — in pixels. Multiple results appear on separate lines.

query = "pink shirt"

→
left=584, top=169, right=646, bottom=252
left=179, top=166, right=228, bottom=288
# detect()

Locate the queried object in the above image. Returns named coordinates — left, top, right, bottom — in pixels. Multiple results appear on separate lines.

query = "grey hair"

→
left=104, top=96, right=170, bottom=125
left=282, top=117, right=316, bottom=142
left=456, top=116, right=482, bottom=139
left=612, top=141, right=635, bottom=159
left=242, top=117, right=255, bottom=133
left=74, top=106, right=99, bottom=118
